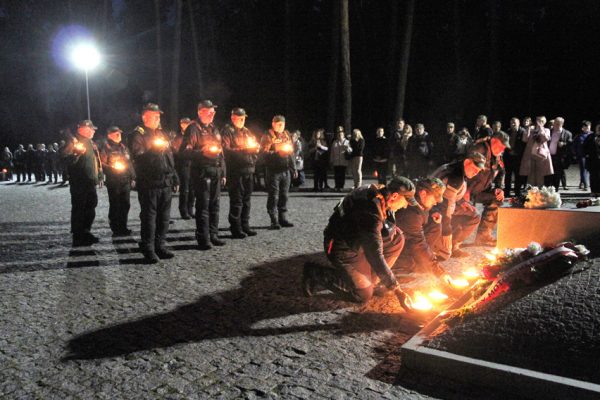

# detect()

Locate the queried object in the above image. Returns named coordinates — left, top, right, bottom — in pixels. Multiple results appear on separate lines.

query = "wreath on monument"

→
left=444, top=241, right=590, bottom=322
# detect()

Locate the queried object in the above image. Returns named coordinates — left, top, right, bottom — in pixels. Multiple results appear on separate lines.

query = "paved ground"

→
left=0, top=171, right=589, bottom=399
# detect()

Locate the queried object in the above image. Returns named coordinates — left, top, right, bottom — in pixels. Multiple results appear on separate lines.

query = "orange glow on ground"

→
left=428, top=290, right=448, bottom=302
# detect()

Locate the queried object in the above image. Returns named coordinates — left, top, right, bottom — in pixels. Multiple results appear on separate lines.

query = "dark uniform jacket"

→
left=260, top=129, right=296, bottom=173
left=128, top=126, right=178, bottom=190
left=99, top=139, right=135, bottom=187
left=373, top=136, right=389, bottom=162
left=60, top=135, right=102, bottom=187
left=221, top=124, right=258, bottom=175
left=506, top=127, right=527, bottom=160
left=324, top=185, right=398, bottom=289
left=395, top=202, right=445, bottom=277
left=467, top=139, right=504, bottom=197
left=180, top=121, right=226, bottom=179
left=171, top=131, right=189, bottom=167
left=431, top=161, right=468, bottom=236
left=475, top=125, right=493, bottom=141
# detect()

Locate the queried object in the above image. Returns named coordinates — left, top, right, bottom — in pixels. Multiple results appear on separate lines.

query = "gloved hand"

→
left=394, top=286, right=413, bottom=312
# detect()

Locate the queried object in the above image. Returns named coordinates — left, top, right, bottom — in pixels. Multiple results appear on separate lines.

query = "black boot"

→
left=279, top=213, right=294, bottom=228
left=231, top=226, right=247, bottom=239
left=210, top=235, right=225, bottom=246
left=242, top=225, right=257, bottom=236
left=155, top=247, right=175, bottom=259
left=269, top=214, right=281, bottom=230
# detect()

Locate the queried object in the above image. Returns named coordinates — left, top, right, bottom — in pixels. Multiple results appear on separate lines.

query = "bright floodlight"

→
left=70, top=43, right=100, bottom=71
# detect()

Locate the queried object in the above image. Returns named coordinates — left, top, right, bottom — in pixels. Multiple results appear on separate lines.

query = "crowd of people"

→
left=2, top=106, right=600, bottom=311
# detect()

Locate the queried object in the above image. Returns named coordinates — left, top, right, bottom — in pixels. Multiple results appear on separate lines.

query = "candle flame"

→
left=209, top=145, right=220, bottom=153
left=74, top=142, right=85, bottom=152
left=428, top=290, right=448, bottom=302
left=450, top=278, right=470, bottom=288
left=485, top=253, right=497, bottom=262
left=153, top=137, right=167, bottom=148
left=112, top=161, right=126, bottom=171
left=280, top=143, right=293, bottom=153
left=412, top=291, right=433, bottom=311
left=491, top=248, right=500, bottom=255
left=463, top=268, right=480, bottom=279
left=246, top=137, right=257, bottom=148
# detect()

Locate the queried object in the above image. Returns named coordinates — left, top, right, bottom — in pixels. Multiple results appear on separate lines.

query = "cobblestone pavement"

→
left=0, top=179, right=553, bottom=399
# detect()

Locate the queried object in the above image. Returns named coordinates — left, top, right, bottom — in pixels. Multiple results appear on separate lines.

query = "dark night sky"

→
left=1, top=0, right=600, bottom=148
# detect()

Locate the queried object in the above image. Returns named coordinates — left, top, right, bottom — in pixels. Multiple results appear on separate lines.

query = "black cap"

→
left=231, top=107, right=248, bottom=117
left=143, top=103, right=163, bottom=113
left=467, top=151, right=487, bottom=169
left=272, top=115, right=286, bottom=123
left=78, top=120, right=98, bottom=129
left=416, top=177, right=446, bottom=203
left=198, top=100, right=218, bottom=109
left=179, top=117, right=192, bottom=124
left=106, top=126, right=122, bottom=134
left=492, top=131, right=511, bottom=149
left=388, top=176, right=417, bottom=206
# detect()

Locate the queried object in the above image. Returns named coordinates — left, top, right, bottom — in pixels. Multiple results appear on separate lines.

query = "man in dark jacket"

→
left=547, top=117, right=573, bottom=191
left=474, top=115, right=493, bottom=141
left=180, top=100, right=226, bottom=250
left=13, top=144, right=26, bottom=182
left=260, top=115, right=297, bottom=229
left=301, top=177, right=416, bottom=310
left=504, top=117, right=527, bottom=197
left=128, top=103, right=179, bottom=263
left=171, top=117, right=194, bottom=219
left=61, top=120, right=103, bottom=247
left=431, top=152, right=485, bottom=258
left=467, top=132, right=509, bottom=247
left=100, top=126, right=136, bottom=236
left=394, top=178, right=453, bottom=284
left=222, top=107, right=260, bottom=238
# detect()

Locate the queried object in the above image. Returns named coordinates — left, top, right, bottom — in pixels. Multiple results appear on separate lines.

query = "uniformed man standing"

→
left=100, top=126, right=136, bottom=236
left=260, top=115, right=297, bottom=229
left=128, top=103, right=179, bottom=263
left=222, top=107, right=259, bottom=238
left=61, top=120, right=103, bottom=247
left=301, top=177, right=416, bottom=310
left=180, top=100, right=226, bottom=250
left=171, top=117, right=194, bottom=219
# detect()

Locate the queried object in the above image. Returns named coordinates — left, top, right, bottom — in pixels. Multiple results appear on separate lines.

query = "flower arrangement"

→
left=509, top=185, right=561, bottom=209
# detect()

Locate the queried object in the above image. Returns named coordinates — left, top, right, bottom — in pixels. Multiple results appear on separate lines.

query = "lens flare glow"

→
left=412, top=291, right=433, bottom=311
left=428, top=290, right=448, bottom=302
left=70, top=43, right=101, bottom=71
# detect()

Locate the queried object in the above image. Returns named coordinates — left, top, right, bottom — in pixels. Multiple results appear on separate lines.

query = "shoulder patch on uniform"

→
left=135, top=126, right=145, bottom=134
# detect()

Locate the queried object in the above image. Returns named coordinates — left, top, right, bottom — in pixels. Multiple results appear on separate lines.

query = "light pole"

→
left=70, top=43, right=100, bottom=120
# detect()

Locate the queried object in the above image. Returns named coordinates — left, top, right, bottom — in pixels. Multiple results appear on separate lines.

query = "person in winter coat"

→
left=372, top=127, right=389, bottom=184
left=348, top=129, right=365, bottom=188
left=519, top=115, right=553, bottom=187
left=308, top=129, right=329, bottom=192
left=329, top=129, right=351, bottom=191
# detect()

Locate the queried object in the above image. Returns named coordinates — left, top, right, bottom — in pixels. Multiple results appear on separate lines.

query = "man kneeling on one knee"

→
left=302, top=177, right=416, bottom=311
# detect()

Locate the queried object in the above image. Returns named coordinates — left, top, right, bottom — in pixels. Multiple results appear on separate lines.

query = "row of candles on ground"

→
left=410, top=248, right=500, bottom=311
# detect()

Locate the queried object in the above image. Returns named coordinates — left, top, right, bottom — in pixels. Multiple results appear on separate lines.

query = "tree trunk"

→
left=453, top=0, right=464, bottom=121
left=386, top=0, right=399, bottom=117
left=326, top=0, right=340, bottom=133
left=340, top=0, right=351, bottom=135
left=284, top=0, right=292, bottom=117
left=394, top=0, right=414, bottom=122
left=170, top=0, right=182, bottom=128
left=486, top=0, right=499, bottom=113
left=187, top=0, right=203, bottom=96
left=154, top=0, right=163, bottom=105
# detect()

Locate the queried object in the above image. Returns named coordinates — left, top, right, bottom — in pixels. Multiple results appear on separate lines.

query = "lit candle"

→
left=450, top=278, right=469, bottom=288
left=280, top=143, right=293, bottom=154
left=412, top=291, right=433, bottom=311
left=463, top=268, right=480, bottom=280
left=153, top=137, right=168, bottom=149
left=112, top=160, right=126, bottom=171
left=246, top=136, right=257, bottom=149
left=74, top=142, right=85, bottom=153
left=428, top=290, right=448, bottom=303
left=208, top=145, right=220, bottom=154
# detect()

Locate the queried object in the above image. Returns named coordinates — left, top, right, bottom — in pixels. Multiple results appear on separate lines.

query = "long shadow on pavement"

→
left=63, top=252, right=417, bottom=361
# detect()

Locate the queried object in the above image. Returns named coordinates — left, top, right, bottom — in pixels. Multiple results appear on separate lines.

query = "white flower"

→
left=527, top=242, right=543, bottom=256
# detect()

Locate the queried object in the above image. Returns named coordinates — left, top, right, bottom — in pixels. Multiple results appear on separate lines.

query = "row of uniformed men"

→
left=62, top=100, right=298, bottom=263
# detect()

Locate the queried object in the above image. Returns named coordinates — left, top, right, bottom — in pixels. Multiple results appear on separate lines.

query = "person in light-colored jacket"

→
left=519, top=115, right=554, bottom=187
left=330, top=129, right=351, bottom=191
